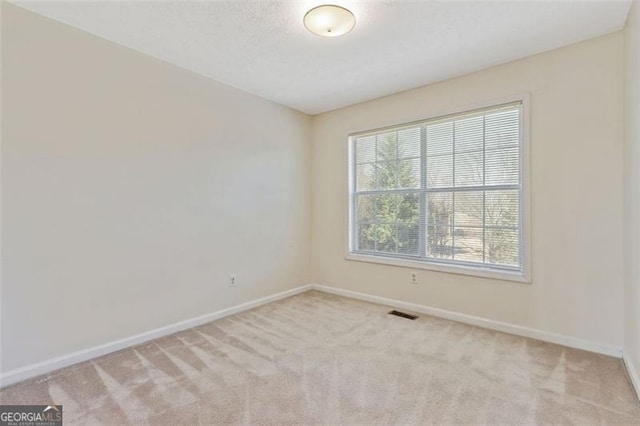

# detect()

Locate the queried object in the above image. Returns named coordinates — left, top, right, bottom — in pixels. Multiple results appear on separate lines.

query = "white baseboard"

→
left=0, top=284, right=312, bottom=388
left=0, top=282, right=626, bottom=389
left=623, top=353, right=640, bottom=401
left=311, top=284, right=623, bottom=358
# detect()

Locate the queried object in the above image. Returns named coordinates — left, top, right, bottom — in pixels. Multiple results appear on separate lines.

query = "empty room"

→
left=1, top=0, right=640, bottom=424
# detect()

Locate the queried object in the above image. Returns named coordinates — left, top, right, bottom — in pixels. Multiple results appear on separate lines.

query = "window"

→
left=348, top=100, right=529, bottom=281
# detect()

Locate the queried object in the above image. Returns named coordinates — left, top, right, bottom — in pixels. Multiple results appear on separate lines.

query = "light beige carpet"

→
left=1, top=290, right=639, bottom=425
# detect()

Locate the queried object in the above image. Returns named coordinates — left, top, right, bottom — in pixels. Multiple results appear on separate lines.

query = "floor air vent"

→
left=388, top=310, right=418, bottom=320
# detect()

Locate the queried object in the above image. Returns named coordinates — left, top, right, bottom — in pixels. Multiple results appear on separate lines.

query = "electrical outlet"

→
left=229, top=274, right=237, bottom=287
left=410, top=271, right=418, bottom=284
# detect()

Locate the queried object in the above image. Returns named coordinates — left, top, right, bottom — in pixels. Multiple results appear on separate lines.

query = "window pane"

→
left=426, top=226, right=453, bottom=259
left=426, top=192, right=453, bottom=258
left=485, top=190, right=519, bottom=228
left=485, top=109, right=519, bottom=150
left=427, top=154, right=453, bottom=188
left=356, top=194, right=419, bottom=256
left=374, top=194, right=399, bottom=223
left=485, top=146, right=519, bottom=186
left=375, top=161, right=399, bottom=190
left=398, top=127, right=421, bottom=159
left=397, top=159, right=420, bottom=189
left=357, top=223, right=377, bottom=251
left=485, top=228, right=519, bottom=266
left=356, top=194, right=377, bottom=223
left=376, top=132, right=398, bottom=162
left=356, top=163, right=375, bottom=191
left=454, top=192, right=483, bottom=227
left=374, top=193, right=419, bottom=224
left=374, top=159, right=419, bottom=190
left=454, top=115, right=484, bottom=153
left=355, top=135, right=376, bottom=164
left=397, top=224, right=420, bottom=255
left=455, top=150, right=483, bottom=187
left=373, top=223, right=397, bottom=254
left=427, top=122, right=453, bottom=156
left=397, top=193, right=420, bottom=224
left=453, top=227, right=484, bottom=263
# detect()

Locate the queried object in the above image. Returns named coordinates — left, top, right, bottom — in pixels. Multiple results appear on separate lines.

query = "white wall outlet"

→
left=229, top=274, right=237, bottom=287
left=410, top=271, right=418, bottom=284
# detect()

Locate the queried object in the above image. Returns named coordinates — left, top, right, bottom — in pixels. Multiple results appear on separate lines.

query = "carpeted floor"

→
left=1, top=290, right=639, bottom=425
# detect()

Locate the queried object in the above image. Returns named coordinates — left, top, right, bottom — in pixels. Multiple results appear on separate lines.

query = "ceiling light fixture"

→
left=304, top=4, right=355, bottom=37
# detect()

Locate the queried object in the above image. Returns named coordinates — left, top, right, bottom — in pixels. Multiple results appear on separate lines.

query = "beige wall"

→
left=311, top=32, right=625, bottom=349
left=1, top=4, right=311, bottom=373
left=625, top=0, right=640, bottom=378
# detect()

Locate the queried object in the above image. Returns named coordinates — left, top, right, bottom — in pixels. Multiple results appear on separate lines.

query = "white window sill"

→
left=345, top=252, right=531, bottom=283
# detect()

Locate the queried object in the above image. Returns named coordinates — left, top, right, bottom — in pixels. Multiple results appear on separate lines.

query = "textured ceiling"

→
left=12, top=1, right=632, bottom=115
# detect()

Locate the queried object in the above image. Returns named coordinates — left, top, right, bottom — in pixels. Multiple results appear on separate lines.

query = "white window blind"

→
left=350, top=102, right=523, bottom=273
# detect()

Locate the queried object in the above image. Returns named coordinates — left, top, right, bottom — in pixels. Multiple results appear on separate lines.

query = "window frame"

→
left=346, top=94, right=531, bottom=283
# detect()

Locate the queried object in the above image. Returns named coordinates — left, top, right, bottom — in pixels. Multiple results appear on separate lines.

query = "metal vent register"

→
left=388, top=310, right=418, bottom=320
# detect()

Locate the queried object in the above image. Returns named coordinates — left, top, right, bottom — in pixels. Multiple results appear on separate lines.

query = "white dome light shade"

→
left=304, top=5, right=355, bottom=37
